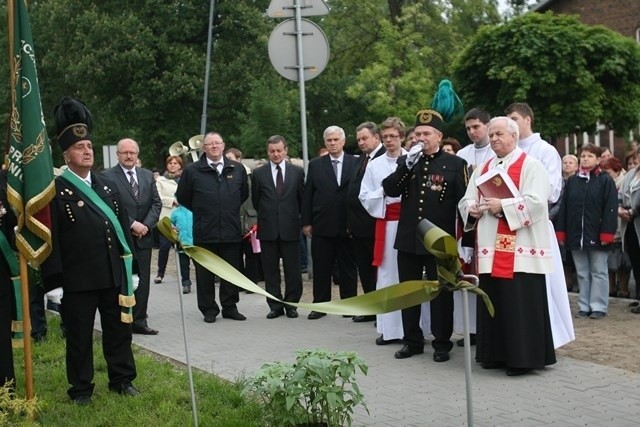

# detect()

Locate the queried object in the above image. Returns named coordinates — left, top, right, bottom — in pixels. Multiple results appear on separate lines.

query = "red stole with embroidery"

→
left=480, top=152, right=527, bottom=279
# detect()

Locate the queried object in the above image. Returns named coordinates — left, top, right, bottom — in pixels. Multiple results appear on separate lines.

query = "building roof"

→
left=533, top=0, right=558, bottom=12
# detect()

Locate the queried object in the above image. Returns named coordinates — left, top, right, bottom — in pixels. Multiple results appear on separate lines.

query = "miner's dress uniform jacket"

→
left=42, top=173, right=134, bottom=292
left=41, top=172, right=137, bottom=399
left=383, top=150, right=470, bottom=254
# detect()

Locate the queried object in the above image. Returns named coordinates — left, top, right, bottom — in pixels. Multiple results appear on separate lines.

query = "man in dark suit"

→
left=302, top=125, right=358, bottom=319
left=251, top=135, right=305, bottom=319
left=383, top=109, right=471, bottom=363
left=346, top=122, right=386, bottom=323
left=102, top=138, right=161, bottom=335
left=176, top=131, right=249, bottom=323
left=42, top=97, right=139, bottom=404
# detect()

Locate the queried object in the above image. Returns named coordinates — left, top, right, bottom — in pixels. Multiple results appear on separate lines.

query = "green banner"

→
left=158, top=218, right=494, bottom=316
left=7, top=0, right=55, bottom=266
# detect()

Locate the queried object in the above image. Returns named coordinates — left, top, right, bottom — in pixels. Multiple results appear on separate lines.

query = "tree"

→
left=452, top=12, right=640, bottom=137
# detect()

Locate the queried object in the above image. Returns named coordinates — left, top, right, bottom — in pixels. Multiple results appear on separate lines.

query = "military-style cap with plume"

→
left=53, top=97, right=94, bottom=151
left=415, top=79, right=464, bottom=131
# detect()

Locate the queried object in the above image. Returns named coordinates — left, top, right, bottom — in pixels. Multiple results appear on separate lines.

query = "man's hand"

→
left=468, top=202, right=484, bottom=219
left=131, top=221, right=149, bottom=238
left=302, top=225, right=312, bottom=237
left=405, top=142, right=424, bottom=169
left=482, top=198, right=503, bottom=216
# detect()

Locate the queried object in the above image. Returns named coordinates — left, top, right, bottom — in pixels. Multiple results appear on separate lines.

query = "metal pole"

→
left=175, top=247, right=199, bottom=426
left=293, top=0, right=313, bottom=278
left=461, top=274, right=479, bottom=427
left=200, top=0, right=216, bottom=135
left=293, top=0, right=309, bottom=176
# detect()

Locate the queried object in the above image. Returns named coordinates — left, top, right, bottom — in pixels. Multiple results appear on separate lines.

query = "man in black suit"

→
left=346, top=122, right=386, bottom=323
left=383, top=109, right=470, bottom=363
left=251, top=135, right=305, bottom=319
left=302, top=125, right=358, bottom=319
left=42, top=97, right=139, bottom=404
left=176, top=131, right=249, bottom=323
left=102, top=138, right=161, bottom=335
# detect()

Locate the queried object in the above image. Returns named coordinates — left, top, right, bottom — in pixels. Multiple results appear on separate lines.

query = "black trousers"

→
left=351, top=236, right=377, bottom=294
left=311, top=235, right=357, bottom=303
left=132, top=246, right=152, bottom=328
left=61, top=287, right=136, bottom=399
left=0, top=282, right=14, bottom=388
left=397, top=251, right=453, bottom=352
left=261, top=239, right=303, bottom=310
left=625, top=222, right=640, bottom=298
left=195, top=242, right=241, bottom=317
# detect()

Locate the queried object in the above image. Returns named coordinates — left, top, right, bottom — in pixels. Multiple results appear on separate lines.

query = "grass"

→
left=6, top=315, right=263, bottom=426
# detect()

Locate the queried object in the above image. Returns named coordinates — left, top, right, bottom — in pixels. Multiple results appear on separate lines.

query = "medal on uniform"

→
left=78, top=201, right=84, bottom=207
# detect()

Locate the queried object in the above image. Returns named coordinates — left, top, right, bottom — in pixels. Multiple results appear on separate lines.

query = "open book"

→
left=475, top=167, right=521, bottom=200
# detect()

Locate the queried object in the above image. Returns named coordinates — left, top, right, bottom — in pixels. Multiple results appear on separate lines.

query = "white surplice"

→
left=359, top=151, right=430, bottom=340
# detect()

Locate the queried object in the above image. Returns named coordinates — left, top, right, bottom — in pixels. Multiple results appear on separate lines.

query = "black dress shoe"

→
left=456, top=334, right=476, bottom=347
left=342, top=314, right=354, bottom=318
left=506, top=367, right=531, bottom=377
left=132, top=325, right=159, bottom=335
left=266, top=309, right=284, bottom=319
left=222, top=310, right=247, bottom=321
left=110, top=384, right=141, bottom=396
left=308, top=311, right=326, bottom=320
left=433, top=349, right=450, bottom=362
left=375, top=336, right=401, bottom=346
left=352, top=315, right=376, bottom=323
left=285, top=308, right=299, bottom=318
left=72, top=395, right=92, bottom=405
left=204, top=313, right=217, bottom=323
left=394, top=345, right=424, bottom=359
left=182, top=285, right=191, bottom=294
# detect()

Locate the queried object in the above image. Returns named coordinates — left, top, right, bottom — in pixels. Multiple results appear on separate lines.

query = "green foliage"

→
left=452, top=12, right=640, bottom=136
left=10, top=315, right=263, bottom=426
left=243, top=348, right=368, bottom=427
left=0, top=0, right=503, bottom=168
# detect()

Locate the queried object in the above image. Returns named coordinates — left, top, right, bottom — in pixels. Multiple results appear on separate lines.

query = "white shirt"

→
left=207, top=159, right=223, bottom=175
left=329, top=152, right=345, bottom=186
left=518, top=133, right=562, bottom=203
left=271, top=161, right=285, bottom=186
left=120, top=165, right=137, bottom=184
left=457, top=142, right=495, bottom=172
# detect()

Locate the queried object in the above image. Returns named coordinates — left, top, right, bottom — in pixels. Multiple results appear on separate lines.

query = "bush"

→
left=243, top=349, right=368, bottom=427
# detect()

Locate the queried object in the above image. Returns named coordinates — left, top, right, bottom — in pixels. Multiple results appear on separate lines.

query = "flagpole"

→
left=19, top=256, right=34, bottom=399
left=8, top=0, right=35, bottom=401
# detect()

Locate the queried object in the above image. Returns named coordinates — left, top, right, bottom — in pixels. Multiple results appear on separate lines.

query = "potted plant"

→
left=243, top=348, right=368, bottom=427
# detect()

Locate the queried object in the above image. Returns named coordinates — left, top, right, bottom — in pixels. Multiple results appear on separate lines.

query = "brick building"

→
left=534, top=0, right=640, bottom=159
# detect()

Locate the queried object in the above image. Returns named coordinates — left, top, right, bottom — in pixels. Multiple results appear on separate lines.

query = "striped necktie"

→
left=127, top=170, right=139, bottom=200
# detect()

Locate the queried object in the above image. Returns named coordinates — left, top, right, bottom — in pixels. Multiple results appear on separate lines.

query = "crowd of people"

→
left=3, top=92, right=640, bottom=404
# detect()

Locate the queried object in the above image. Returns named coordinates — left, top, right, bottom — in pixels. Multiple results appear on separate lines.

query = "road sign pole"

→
left=293, top=0, right=310, bottom=174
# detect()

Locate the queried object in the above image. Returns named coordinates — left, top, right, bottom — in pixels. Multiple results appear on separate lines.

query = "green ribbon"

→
left=158, top=218, right=494, bottom=316
left=0, top=228, right=23, bottom=344
left=60, top=171, right=135, bottom=322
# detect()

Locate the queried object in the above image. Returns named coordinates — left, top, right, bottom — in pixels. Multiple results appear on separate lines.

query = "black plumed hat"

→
left=53, top=97, right=93, bottom=151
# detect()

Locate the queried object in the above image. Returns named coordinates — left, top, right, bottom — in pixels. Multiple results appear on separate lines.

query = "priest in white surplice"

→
left=359, top=117, right=430, bottom=345
left=459, top=116, right=556, bottom=376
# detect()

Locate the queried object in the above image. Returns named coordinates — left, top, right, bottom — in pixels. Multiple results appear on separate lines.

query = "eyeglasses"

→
left=382, top=134, right=400, bottom=140
left=203, top=141, right=224, bottom=147
left=117, top=151, right=139, bottom=156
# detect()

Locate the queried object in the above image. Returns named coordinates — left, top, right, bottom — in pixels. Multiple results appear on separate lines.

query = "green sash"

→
left=60, top=170, right=135, bottom=323
left=0, top=228, right=22, bottom=346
